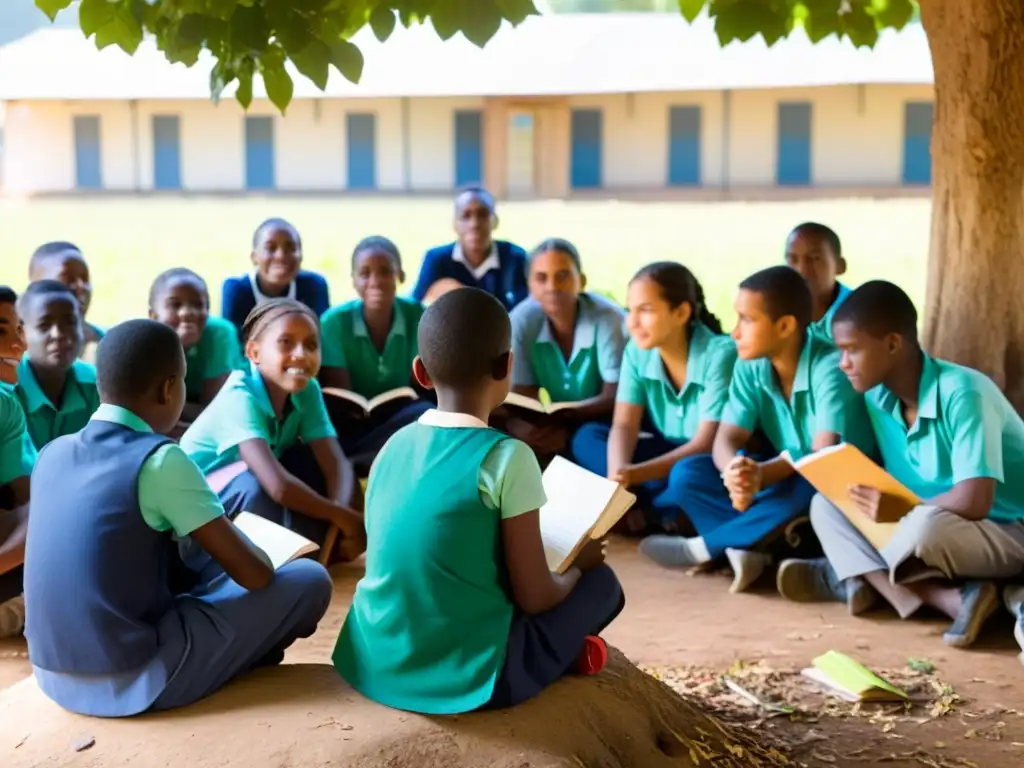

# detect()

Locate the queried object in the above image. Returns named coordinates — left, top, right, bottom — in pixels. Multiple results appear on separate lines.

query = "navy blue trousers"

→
left=329, top=399, right=434, bottom=475
left=484, top=564, right=624, bottom=710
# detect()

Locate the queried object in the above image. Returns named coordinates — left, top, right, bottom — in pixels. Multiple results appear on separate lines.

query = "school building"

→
left=0, top=14, right=935, bottom=198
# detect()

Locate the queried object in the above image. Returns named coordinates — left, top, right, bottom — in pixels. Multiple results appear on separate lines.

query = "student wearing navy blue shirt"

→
left=221, top=218, right=331, bottom=336
left=411, top=186, right=528, bottom=311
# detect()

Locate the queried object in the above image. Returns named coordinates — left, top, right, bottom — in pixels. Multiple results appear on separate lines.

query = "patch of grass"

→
left=0, top=196, right=931, bottom=328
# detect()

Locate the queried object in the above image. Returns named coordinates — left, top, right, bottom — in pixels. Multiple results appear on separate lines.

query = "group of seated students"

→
left=0, top=183, right=1023, bottom=722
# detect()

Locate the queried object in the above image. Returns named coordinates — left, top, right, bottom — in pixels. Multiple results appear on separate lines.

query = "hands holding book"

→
left=724, top=455, right=761, bottom=512
left=848, top=484, right=904, bottom=524
left=570, top=537, right=608, bottom=573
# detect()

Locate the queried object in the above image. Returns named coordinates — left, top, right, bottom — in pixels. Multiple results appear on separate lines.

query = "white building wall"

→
left=408, top=96, right=486, bottom=190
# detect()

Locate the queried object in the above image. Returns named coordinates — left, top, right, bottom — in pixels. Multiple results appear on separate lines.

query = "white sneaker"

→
left=0, top=595, right=25, bottom=638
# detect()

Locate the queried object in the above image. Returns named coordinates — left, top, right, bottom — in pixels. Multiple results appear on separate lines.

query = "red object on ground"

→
left=573, top=635, right=608, bottom=675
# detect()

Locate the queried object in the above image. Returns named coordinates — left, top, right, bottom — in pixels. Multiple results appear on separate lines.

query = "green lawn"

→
left=0, top=196, right=932, bottom=329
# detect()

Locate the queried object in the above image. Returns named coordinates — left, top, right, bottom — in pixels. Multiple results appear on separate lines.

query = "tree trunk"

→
left=919, top=0, right=1024, bottom=412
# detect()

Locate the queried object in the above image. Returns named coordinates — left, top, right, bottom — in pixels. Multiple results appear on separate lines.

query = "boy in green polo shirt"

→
left=784, top=222, right=851, bottom=345
left=333, top=288, right=624, bottom=714
left=0, top=383, right=34, bottom=638
left=319, top=236, right=432, bottom=472
left=777, top=281, right=1024, bottom=650
left=12, top=280, right=100, bottom=449
left=640, top=266, right=875, bottom=593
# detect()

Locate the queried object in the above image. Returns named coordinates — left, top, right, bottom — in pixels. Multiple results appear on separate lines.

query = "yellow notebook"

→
left=781, top=444, right=921, bottom=549
left=801, top=651, right=909, bottom=703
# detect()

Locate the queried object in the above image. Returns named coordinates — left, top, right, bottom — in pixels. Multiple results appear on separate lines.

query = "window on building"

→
left=347, top=113, right=377, bottom=190
left=152, top=115, right=182, bottom=190
left=571, top=108, right=603, bottom=189
left=244, top=116, right=275, bottom=191
left=903, top=101, right=933, bottom=185
left=73, top=115, right=102, bottom=190
left=668, top=105, right=702, bottom=186
left=454, top=110, right=483, bottom=187
left=776, top=102, right=812, bottom=186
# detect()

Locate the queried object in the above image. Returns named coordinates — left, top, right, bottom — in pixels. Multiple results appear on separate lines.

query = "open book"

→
left=539, top=457, right=637, bottom=573
left=233, top=511, right=320, bottom=569
left=801, top=651, right=909, bottom=703
left=781, top=444, right=921, bottom=550
left=504, top=391, right=584, bottom=415
left=322, top=386, right=418, bottom=416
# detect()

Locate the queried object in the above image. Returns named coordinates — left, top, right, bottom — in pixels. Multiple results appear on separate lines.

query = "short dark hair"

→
left=351, top=236, right=402, bottom=272
left=96, top=319, right=183, bottom=402
left=739, top=266, right=813, bottom=329
left=631, top=261, right=723, bottom=335
left=253, top=217, right=301, bottom=249
left=418, top=288, right=510, bottom=388
left=149, top=267, right=208, bottom=309
left=454, top=184, right=496, bottom=214
left=0, top=286, right=16, bottom=305
left=241, top=297, right=319, bottom=345
left=833, top=280, right=918, bottom=343
left=29, top=240, right=83, bottom=273
left=17, top=279, right=79, bottom=317
left=790, top=222, right=842, bottom=260
left=529, top=238, right=582, bottom=273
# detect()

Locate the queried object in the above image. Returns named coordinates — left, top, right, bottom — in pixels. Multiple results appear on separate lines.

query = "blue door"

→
left=668, top=106, right=701, bottom=186
left=776, top=102, right=812, bottom=186
left=903, top=102, right=933, bottom=185
left=571, top=108, right=602, bottom=189
left=347, top=113, right=377, bottom=190
left=454, top=110, right=483, bottom=186
left=152, top=115, right=181, bottom=190
left=244, top=116, right=275, bottom=190
left=73, top=115, right=102, bottom=190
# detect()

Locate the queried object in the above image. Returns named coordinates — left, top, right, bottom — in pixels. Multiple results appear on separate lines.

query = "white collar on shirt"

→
left=249, top=271, right=297, bottom=305
left=418, top=409, right=489, bottom=429
left=451, top=242, right=501, bottom=281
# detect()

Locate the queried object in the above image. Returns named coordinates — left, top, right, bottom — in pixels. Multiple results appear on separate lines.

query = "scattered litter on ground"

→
left=72, top=734, right=95, bottom=752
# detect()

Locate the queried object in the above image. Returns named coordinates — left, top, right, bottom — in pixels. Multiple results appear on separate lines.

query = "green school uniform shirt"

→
left=722, top=333, right=875, bottom=461
left=14, top=357, right=100, bottom=449
left=0, top=382, right=36, bottom=487
left=320, top=298, right=424, bottom=399
left=184, top=316, right=244, bottom=401
left=333, top=409, right=547, bottom=715
left=180, top=364, right=337, bottom=475
left=867, top=355, right=1024, bottom=522
left=510, top=293, right=626, bottom=402
left=809, top=282, right=852, bottom=345
left=615, top=323, right=737, bottom=442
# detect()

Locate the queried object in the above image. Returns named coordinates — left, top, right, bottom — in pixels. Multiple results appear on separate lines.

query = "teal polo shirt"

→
left=180, top=364, right=337, bottom=475
left=722, top=333, right=875, bottom=461
left=0, top=382, right=36, bottom=486
left=320, top=298, right=424, bottom=399
left=616, top=323, right=737, bottom=442
left=184, top=316, right=244, bottom=400
left=14, top=357, right=101, bottom=449
left=867, top=355, right=1024, bottom=522
left=810, top=282, right=852, bottom=345
left=510, top=293, right=626, bottom=402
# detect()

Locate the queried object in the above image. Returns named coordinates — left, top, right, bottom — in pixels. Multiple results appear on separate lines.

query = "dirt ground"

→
left=3, top=538, right=1023, bottom=767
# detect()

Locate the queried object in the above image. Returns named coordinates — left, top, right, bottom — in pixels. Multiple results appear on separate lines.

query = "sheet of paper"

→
left=538, top=457, right=620, bottom=572
left=233, top=511, right=319, bottom=570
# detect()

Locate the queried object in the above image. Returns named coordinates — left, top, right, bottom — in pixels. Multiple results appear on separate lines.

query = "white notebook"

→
left=232, top=511, right=320, bottom=570
left=539, top=457, right=636, bottom=573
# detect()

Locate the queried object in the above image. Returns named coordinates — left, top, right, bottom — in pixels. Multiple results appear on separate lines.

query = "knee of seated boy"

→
left=276, top=558, right=334, bottom=611
left=584, top=563, right=624, bottom=610
left=665, top=453, right=708, bottom=493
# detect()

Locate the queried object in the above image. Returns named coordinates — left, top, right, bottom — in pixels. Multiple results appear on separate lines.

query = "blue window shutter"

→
left=776, top=102, right=812, bottom=186
left=244, top=116, right=275, bottom=190
left=571, top=108, right=603, bottom=189
left=73, top=116, right=102, bottom=190
left=347, top=113, right=377, bottom=190
left=668, top=106, right=702, bottom=186
left=454, top=110, right=483, bottom=186
left=902, top=102, right=933, bottom=185
left=152, top=115, right=182, bottom=190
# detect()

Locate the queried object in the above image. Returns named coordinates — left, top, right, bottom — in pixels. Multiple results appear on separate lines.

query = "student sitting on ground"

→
left=784, top=222, right=851, bottom=345
left=319, top=236, right=433, bottom=472
left=0, top=384, right=34, bottom=640
left=505, top=238, right=625, bottom=459
left=0, top=287, right=25, bottom=386
left=222, top=218, right=331, bottom=336
left=149, top=268, right=242, bottom=434
left=640, top=266, right=876, bottom=592
left=181, top=299, right=365, bottom=563
left=411, top=185, right=529, bottom=310
left=777, top=281, right=1024, bottom=650
left=571, top=262, right=735, bottom=535
left=28, top=240, right=104, bottom=358
left=23, top=319, right=334, bottom=717
left=333, top=288, right=624, bottom=714
left=11, top=280, right=100, bottom=449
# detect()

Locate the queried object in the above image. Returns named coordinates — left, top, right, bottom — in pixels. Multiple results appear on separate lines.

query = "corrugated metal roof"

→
left=0, top=13, right=933, bottom=101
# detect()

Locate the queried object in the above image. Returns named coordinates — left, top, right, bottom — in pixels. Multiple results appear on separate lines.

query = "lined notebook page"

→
left=233, top=512, right=319, bottom=570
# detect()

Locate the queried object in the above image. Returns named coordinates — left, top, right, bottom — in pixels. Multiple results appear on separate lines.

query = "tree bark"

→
left=919, top=0, right=1024, bottom=412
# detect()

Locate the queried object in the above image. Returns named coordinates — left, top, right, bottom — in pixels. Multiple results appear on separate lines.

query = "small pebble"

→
left=73, top=735, right=95, bottom=752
